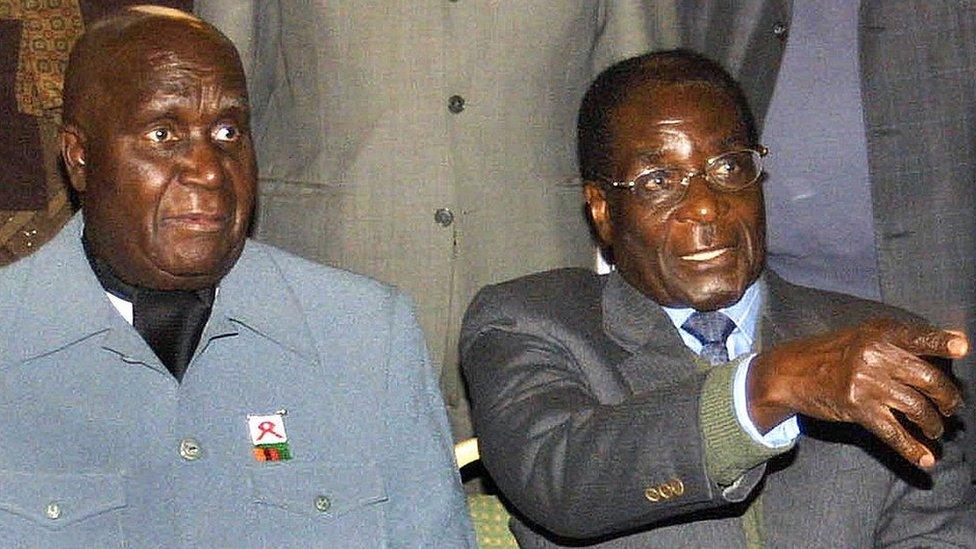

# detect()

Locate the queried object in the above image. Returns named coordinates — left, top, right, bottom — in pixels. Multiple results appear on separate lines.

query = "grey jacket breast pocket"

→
left=247, top=462, right=389, bottom=547
left=0, top=470, right=126, bottom=548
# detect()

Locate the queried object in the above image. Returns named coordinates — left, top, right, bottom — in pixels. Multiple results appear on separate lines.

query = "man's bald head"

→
left=62, top=6, right=244, bottom=132
left=60, top=6, right=256, bottom=291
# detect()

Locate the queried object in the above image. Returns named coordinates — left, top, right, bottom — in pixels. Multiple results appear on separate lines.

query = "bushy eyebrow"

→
left=132, top=94, right=248, bottom=119
left=134, top=84, right=249, bottom=115
left=630, top=138, right=748, bottom=167
left=720, top=134, right=749, bottom=148
left=634, top=152, right=665, bottom=165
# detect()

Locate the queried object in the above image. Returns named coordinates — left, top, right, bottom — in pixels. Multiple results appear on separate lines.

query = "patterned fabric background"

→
left=0, top=0, right=191, bottom=266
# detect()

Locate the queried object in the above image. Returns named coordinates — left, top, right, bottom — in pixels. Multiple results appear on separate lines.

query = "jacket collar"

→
left=4, top=215, right=318, bottom=369
left=602, top=270, right=685, bottom=354
left=601, top=271, right=699, bottom=393
left=601, top=269, right=814, bottom=393
left=4, top=214, right=123, bottom=366
left=760, top=269, right=830, bottom=349
left=602, top=269, right=815, bottom=352
left=205, top=239, right=319, bottom=364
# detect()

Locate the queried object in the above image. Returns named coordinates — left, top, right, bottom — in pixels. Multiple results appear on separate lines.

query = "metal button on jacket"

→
left=45, top=502, right=61, bottom=520
left=434, top=208, right=454, bottom=227
left=448, top=95, right=465, bottom=113
left=772, top=22, right=788, bottom=39
left=179, top=437, right=201, bottom=461
left=314, top=495, right=331, bottom=512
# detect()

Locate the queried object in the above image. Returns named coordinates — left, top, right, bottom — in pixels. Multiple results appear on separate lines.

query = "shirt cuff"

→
left=733, top=354, right=800, bottom=448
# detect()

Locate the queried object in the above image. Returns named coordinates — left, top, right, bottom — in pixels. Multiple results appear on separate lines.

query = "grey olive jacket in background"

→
left=194, top=0, right=691, bottom=439
left=461, top=268, right=976, bottom=547
left=0, top=215, right=474, bottom=547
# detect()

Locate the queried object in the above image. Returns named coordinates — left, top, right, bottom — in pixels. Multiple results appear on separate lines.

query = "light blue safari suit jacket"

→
left=0, top=216, right=474, bottom=547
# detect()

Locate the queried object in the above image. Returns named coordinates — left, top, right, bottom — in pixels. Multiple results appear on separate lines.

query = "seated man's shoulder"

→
left=768, top=271, right=920, bottom=326
left=0, top=228, right=75, bottom=306
left=463, top=267, right=604, bottom=332
left=244, top=240, right=408, bottom=319
left=0, top=254, right=30, bottom=291
left=474, top=267, right=601, bottom=308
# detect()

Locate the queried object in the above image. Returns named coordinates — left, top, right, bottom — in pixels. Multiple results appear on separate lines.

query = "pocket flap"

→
left=0, top=470, right=126, bottom=530
left=250, top=462, right=388, bottom=518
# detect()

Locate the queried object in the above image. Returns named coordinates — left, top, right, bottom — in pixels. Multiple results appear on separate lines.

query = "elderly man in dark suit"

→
left=461, top=50, right=975, bottom=547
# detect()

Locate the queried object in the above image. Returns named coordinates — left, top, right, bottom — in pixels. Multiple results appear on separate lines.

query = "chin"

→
left=676, top=274, right=749, bottom=311
left=154, top=247, right=236, bottom=286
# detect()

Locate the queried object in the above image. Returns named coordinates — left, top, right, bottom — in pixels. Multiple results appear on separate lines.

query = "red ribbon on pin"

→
left=256, top=420, right=285, bottom=441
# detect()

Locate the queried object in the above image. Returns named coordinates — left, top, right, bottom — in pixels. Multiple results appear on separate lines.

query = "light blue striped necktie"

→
left=682, top=311, right=736, bottom=365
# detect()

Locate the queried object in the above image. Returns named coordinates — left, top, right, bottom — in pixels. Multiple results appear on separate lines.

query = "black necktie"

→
left=132, top=288, right=213, bottom=381
left=83, top=235, right=214, bottom=381
left=682, top=311, right=736, bottom=365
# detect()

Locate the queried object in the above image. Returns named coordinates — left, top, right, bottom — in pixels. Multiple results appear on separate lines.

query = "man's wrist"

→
left=700, top=360, right=791, bottom=486
left=734, top=356, right=799, bottom=447
left=747, top=350, right=796, bottom=433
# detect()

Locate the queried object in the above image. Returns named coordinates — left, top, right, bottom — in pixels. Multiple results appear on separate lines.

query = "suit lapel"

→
left=601, top=272, right=700, bottom=394
left=761, top=271, right=833, bottom=350
left=603, top=269, right=824, bottom=395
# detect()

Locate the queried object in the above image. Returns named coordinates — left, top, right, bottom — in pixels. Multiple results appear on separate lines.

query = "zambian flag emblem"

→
left=253, top=442, right=292, bottom=462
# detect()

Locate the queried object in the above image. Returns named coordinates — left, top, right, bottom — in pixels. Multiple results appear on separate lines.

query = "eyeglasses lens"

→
left=707, top=150, right=761, bottom=190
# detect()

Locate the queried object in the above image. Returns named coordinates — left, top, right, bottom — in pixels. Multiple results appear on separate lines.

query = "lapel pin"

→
left=247, top=411, right=292, bottom=461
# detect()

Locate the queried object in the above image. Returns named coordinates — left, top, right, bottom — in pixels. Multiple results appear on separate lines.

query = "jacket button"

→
left=314, top=495, right=331, bottom=512
left=448, top=94, right=465, bottom=114
left=44, top=502, right=61, bottom=520
left=179, top=437, right=202, bottom=461
left=772, top=22, right=788, bottom=39
left=644, top=487, right=661, bottom=502
left=434, top=208, right=454, bottom=227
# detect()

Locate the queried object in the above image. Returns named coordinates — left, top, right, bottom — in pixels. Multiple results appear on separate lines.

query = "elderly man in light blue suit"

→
left=0, top=6, right=473, bottom=547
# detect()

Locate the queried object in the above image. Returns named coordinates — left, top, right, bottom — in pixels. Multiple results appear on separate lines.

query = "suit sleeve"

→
left=381, top=292, right=475, bottom=547
left=460, top=285, right=768, bottom=540
left=873, top=430, right=976, bottom=546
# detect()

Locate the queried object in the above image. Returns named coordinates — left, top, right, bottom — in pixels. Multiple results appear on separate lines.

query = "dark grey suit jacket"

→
left=461, top=268, right=975, bottom=547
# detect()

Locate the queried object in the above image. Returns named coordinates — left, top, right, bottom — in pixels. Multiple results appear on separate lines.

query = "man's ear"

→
left=59, top=124, right=88, bottom=193
left=584, top=182, right=613, bottom=246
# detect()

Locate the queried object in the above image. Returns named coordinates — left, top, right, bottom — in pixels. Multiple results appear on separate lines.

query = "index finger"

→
left=887, top=345, right=964, bottom=416
left=885, top=323, right=968, bottom=359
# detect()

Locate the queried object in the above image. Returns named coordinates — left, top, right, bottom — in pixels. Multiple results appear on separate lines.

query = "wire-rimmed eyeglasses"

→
left=596, top=146, right=768, bottom=208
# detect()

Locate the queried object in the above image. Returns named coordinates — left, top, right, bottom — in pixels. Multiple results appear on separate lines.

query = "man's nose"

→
left=179, top=138, right=224, bottom=188
left=673, top=174, right=726, bottom=223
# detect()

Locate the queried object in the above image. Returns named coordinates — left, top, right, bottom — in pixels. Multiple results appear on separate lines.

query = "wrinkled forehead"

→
left=101, top=41, right=246, bottom=115
left=616, top=82, right=747, bottom=131
left=607, top=81, right=751, bottom=156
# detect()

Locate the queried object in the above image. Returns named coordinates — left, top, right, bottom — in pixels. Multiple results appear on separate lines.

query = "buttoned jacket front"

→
left=0, top=216, right=474, bottom=548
